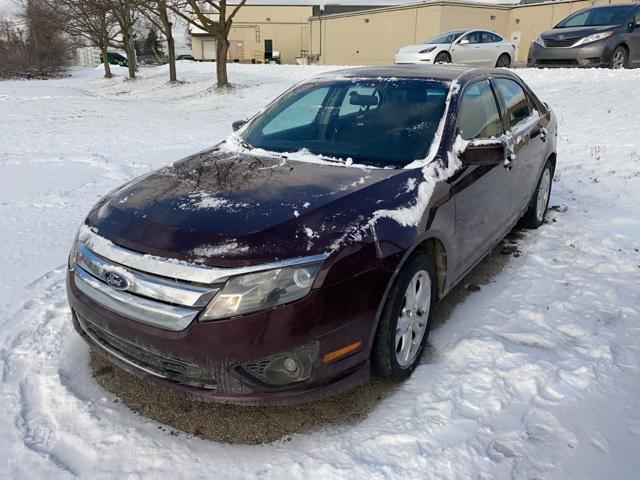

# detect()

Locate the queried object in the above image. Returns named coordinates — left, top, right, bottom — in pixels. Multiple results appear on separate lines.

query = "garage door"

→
left=202, top=40, right=216, bottom=60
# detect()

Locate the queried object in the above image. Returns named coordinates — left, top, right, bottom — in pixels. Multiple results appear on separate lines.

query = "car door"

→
left=450, top=78, right=512, bottom=279
left=492, top=76, right=545, bottom=222
left=450, top=31, right=482, bottom=65
left=480, top=31, right=505, bottom=66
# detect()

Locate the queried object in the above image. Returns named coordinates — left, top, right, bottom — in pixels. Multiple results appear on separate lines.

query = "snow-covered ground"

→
left=1, top=62, right=639, bottom=479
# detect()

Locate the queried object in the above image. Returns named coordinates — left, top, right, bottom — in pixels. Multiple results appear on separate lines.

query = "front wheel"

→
left=372, top=254, right=436, bottom=381
left=521, top=160, right=553, bottom=229
left=434, top=52, right=451, bottom=64
left=609, top=46, right=627, bottom=69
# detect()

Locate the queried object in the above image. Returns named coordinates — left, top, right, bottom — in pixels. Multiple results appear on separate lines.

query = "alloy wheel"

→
left=395, top=270, right=431, bottom=367
left=612, top=49, right=626, bottom=69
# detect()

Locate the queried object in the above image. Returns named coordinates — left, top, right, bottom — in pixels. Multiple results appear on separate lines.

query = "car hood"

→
left=85, top=148, right=414, bottom=267
left=542, top=24, right=617, bottom=39
left=397, top=43, right=445, bottom=53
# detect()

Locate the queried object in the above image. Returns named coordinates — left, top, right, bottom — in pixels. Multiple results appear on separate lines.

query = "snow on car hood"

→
left=84, top=149, right=407, bottom=266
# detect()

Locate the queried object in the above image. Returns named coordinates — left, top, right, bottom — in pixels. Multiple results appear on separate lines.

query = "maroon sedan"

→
left=67, top=66, right=557, bottom=404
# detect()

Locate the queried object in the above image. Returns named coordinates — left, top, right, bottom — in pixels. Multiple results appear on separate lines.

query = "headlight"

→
left=418, top=46, right=436, bottom=54
left=534, top=35, right=545, bottom=47
left=200, top=261, right=323, bottom=321
left=573, top=31, right=613, bottom=46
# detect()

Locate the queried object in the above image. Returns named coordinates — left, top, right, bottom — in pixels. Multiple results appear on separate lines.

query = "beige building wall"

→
left=310, top=0, right=636, bottom=64
left=191, top=5, right=313, bottom=64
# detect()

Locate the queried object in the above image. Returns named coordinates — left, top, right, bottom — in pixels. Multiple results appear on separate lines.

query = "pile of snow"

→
left=1, top=62, right=639, bottom=479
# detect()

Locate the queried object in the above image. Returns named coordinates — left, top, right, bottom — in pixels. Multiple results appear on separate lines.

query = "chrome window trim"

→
left=79, top=227, right=329, bottom=285
left=74, top=266, right=198, bottom=331
left=76, top=243, right=217, bottom=307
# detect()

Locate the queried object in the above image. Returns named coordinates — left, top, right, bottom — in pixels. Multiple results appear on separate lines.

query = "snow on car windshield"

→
left=239, top=79, right=448, bottom=168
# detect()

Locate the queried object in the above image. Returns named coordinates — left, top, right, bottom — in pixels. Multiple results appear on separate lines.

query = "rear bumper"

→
left=67, top=266, right=389, bottom=404
left=527, top=41, right=611, bottom=67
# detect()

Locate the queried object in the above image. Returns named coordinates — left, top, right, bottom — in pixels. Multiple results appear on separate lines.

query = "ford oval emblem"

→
left=104, top=271, right=130, bottom=291
left=558, top=35, right=565, bottom=39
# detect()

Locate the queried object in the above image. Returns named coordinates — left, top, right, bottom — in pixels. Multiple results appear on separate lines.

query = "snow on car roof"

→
left=322, top=64, right=486, bottom=82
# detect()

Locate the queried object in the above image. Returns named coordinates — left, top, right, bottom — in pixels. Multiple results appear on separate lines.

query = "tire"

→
left=609, top=46, right=628, bottom=69
left=434, top=52, right=451, bottom=64
left=521, top=160, right=553, bottom=229
left=372, top=254, right=436, bottom=381
left=496, top=53, right=511, bottom=68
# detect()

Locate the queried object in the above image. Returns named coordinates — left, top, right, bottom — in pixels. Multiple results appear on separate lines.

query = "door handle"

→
left=531, top=128, right=547, bottom=142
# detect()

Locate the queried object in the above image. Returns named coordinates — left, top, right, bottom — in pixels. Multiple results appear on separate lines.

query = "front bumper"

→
left=394, top=53, right=433, bottom=65
left=67, top=264, right=389, bottom=404
left=527, top=41, right=611, bottom=67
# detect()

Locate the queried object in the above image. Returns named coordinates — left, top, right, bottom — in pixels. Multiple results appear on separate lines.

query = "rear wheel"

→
left=372, top=254, right=435, bottom=381
left=496, top=53, right=511, bottom=68
left=609, top=46, right=627, bottom=69
left=434, top=52, right=451, bottom=64
left=521, top=160, right=553, bottom=229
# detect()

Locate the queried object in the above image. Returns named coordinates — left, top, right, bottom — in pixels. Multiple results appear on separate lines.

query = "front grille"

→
left=542, top=37, right=579, bottom=48
left=78, top=315, right=217, bottom=389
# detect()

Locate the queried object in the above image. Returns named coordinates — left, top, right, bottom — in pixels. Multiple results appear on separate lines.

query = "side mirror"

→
left=232, top=119, right=248, bottom=132
left=460, top=140, right=505, bottom=165
left=459, top=38, right=470, bottom=45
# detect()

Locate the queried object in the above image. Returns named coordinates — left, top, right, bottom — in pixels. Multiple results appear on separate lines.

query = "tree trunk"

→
left=167, top=32, right=176, bottom=83
left=215, top=37, right=230, bottom=87
left=101, top=46, right=112, bottom=78
left=123, top=31, right=136, bottom=79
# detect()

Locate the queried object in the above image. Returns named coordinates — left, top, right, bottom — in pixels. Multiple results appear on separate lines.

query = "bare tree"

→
left=168, top=0, right=247, bottom=87
left=50, top=0, right=119, bottom=78
left=106, top=0, right=140, bottom=79
left=0, top=1, right=68, bottom=78
left=139, top=0, right=177, bottom=82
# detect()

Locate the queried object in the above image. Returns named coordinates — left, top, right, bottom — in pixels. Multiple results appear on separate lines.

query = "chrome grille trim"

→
left=74, top=266, right=199, bottom=331
left=78, top=227, right=329, bottom=285
left=76, top=243, right=217, bottom=308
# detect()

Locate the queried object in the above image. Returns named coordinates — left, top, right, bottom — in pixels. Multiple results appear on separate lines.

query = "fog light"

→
left=234, top=342, right=318, bottom=387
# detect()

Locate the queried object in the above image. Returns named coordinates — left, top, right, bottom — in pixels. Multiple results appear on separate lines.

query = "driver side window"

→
left=460, top=31, right=481, bottom=44
left=458, top=80, right=503, bottom=140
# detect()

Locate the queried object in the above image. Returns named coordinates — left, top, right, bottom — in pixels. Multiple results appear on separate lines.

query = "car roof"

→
left=320, top=65, right=512, bottom=83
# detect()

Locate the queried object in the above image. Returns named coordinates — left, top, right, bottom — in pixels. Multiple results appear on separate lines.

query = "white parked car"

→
left=394, top=29, right=515, bottom=68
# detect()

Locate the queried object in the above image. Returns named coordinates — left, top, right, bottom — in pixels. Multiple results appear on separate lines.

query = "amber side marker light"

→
left=323, top=341, right=363, bottom=364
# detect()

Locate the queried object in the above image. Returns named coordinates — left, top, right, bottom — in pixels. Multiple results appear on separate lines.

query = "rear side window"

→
left=494, top=78, right=531, bottom=128
left=481, top=32, right=503, bottom=43
left=458, top=80, right=503, bottom=140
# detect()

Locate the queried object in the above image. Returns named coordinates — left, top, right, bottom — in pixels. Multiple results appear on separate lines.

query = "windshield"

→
left=240, top=79, right=449, bottom=168
left=556, top=5, right=634, bottom=27
left=423, top=30, right=466, bottom=44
